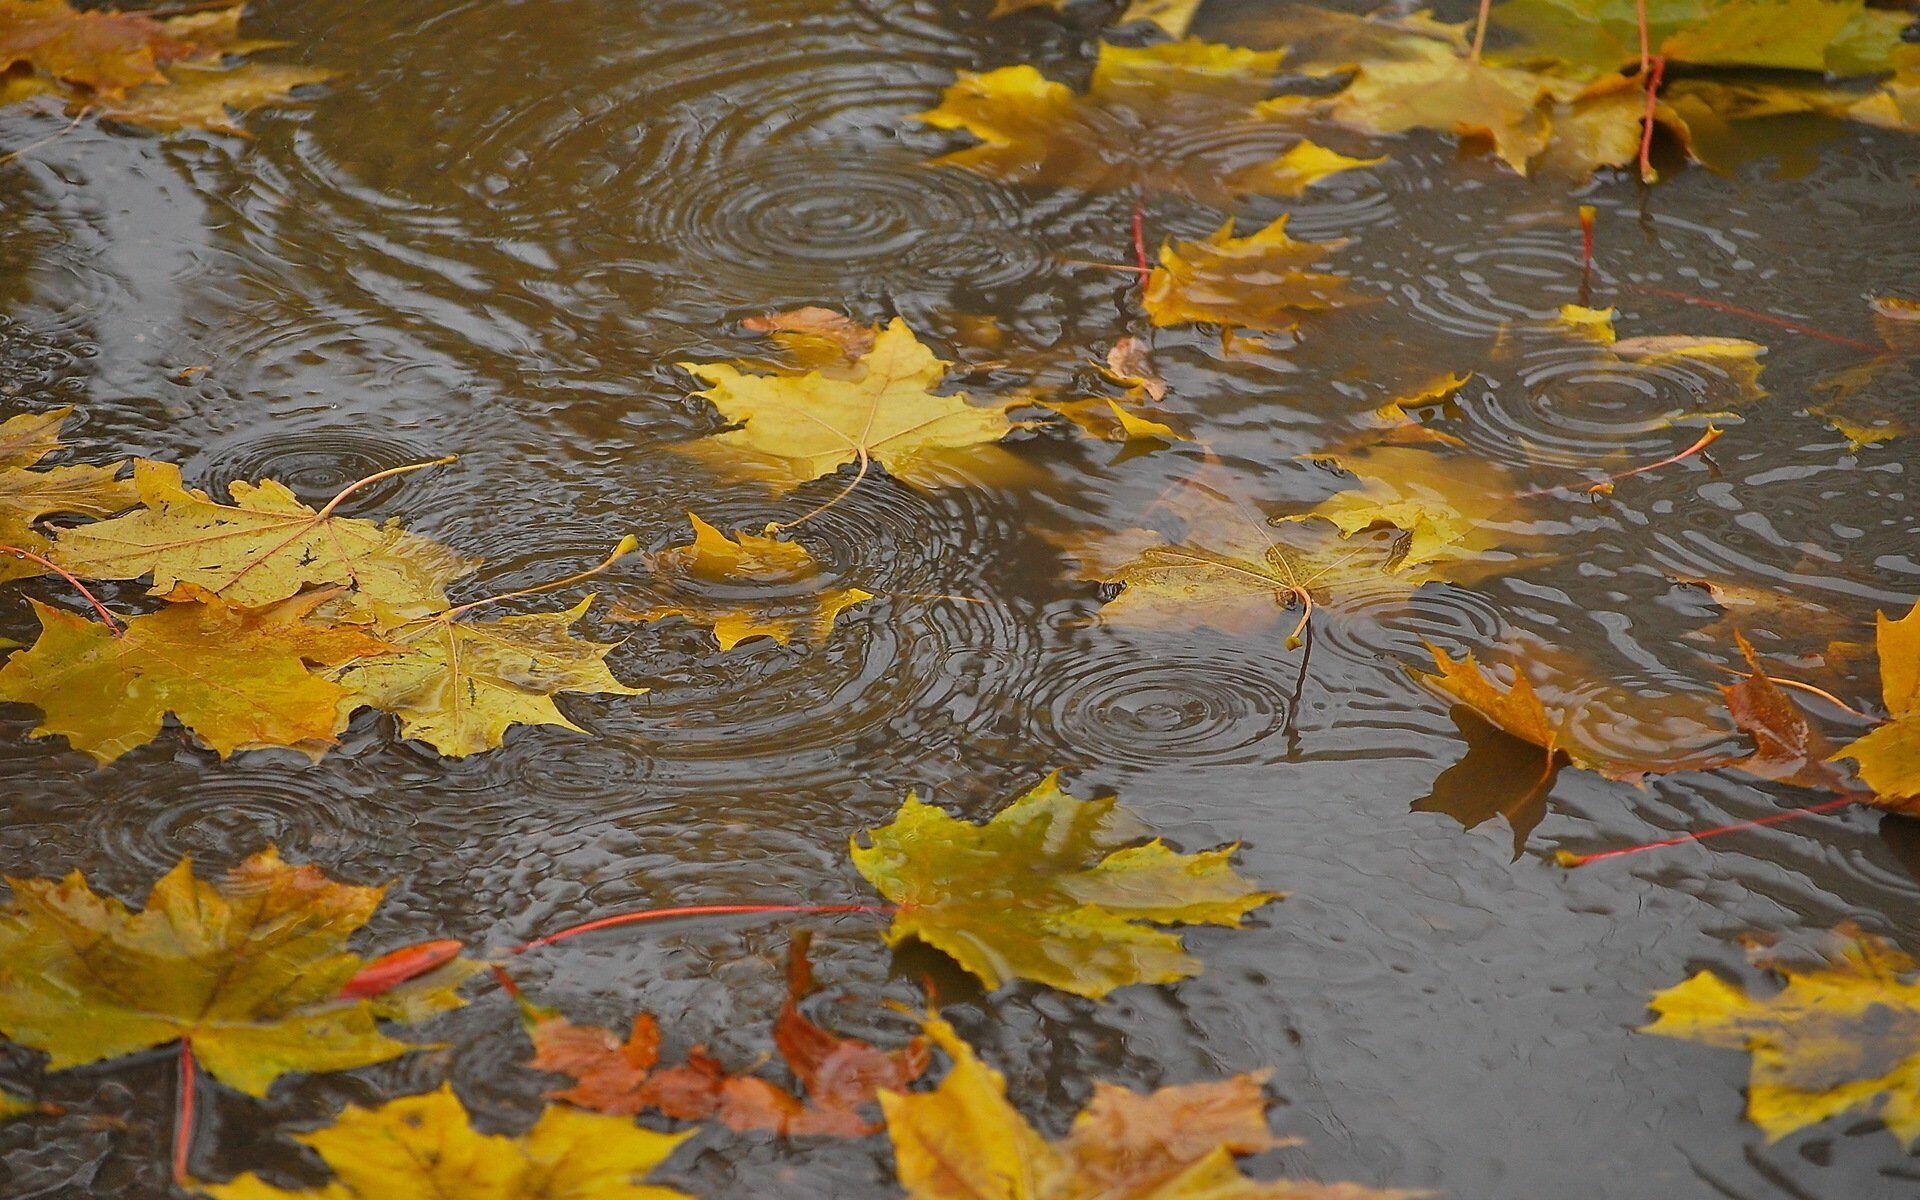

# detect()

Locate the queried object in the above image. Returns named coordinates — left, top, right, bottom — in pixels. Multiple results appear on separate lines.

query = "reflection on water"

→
left=2, top=0, right=1920, bottom=1197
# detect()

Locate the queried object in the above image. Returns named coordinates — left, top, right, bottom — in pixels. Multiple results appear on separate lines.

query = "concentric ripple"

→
left=192, top=424, right=439, bottom=508
left=1019, top=647, right=1295, bottom=769
left=83, top=772, right=396, bottom=876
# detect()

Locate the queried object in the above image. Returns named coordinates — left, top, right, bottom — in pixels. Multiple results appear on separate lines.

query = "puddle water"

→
left=2, top=0, right=1919, bottom=1196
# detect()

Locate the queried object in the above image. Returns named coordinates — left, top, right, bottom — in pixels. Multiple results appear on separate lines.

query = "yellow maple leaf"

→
left=917, top=40, right=1372, bottom=202
left=1143, top=215, right=1369, bottom=334
left=0, top=849, right=475, bottom=1097
left=881, top=1015, right=1418, bottom=1200
left=201, top=1084, right=691, bottom=1200
left=1643, top=930, right=1920, bottom=1144
left=0, top=589, right=391, bottom=765
left=1829, top=598, right=1920, bottom=805
left=677, top=318, right=1027, bottom=498
left=0, top=406, right=134, bottom=583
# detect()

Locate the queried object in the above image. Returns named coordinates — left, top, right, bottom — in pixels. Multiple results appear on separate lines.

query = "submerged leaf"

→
left=93, top=60, right=332, bottom=135
left=0, top=407, right=134, bottom=583
left=1718, top=633, right=1853, bottom=792
left=677, top=318, right=1026, bottom=493
left=52, top=459, right=476, bottom=622
left=1813, top=295, right=1920, bottom=447
left=331, top=595, right=644, bottom=758
left=1643, top=930, right=1920, bottom=1144
left=0, top=850, right=474, bottom=1097
left=201, top=1084, right=691, bottom=1200
left=0, top=0, right=180, bottom=94
left=882, top=1015, right=1418, bottom=1200
left=530, top=936, right=928, bottom=1137
left=0, top=590, right=391, bottom=765
left=918, top=40, right=1369, bottom=202
left=1143, top=215, right=1367, bottom=334
left=851, top=773, right=1275, bottom=998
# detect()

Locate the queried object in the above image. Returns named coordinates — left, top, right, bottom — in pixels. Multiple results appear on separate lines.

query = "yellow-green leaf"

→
left=201, top=1084, right=691, bottom=1200
left=0, top=850, right=473, bottom=1097
left=851, top=773, right=1276, bottom=998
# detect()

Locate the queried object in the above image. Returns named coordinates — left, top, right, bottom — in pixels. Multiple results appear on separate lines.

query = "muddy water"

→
left=2, top=0, right=1919, bottom=1196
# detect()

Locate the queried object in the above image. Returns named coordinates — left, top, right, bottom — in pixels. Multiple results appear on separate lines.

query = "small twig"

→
left=1557, top=795, right=1862, bottom=867
left=1131, top=191, right=1149, bottom=280
left=1518, top=425, right=1724, bottom=498
left=0, top=544, right=123, bottom=634
left=1625, top=285, right=1881, bottom=351
left=0, top=107, right=91, bottom=168
left=1062, top=259, right=1152, bottom=275
left=171, top=1040, right=196, bottom=1187
left=1637, top=54, right=1666, bottom=183
left=512, top=902, right=893, bottom=953
left=437, top=537, right=639, bottom=622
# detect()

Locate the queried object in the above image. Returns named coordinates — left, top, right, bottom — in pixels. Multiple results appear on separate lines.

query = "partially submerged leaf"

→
left=1037, top=394, right=1188, bottom=445
left=200, top=1084, right=691, bottom=1200
left=1329, top=40, right=1571, bottom=173
left=1143, top=216, right=1367, bottom=334
left=531, top=937, right=928, bottom=1137
left=677, top=318, right=1026, bottom=493
left=331, top=596, right=644, bottom=758
left=918, top=41, right=1370, bottom=202
left=1718, top=633, right=1853, bottom=791
left=0, top=407, right=134, bottom=583
left=850, top=773, right=1276, bottom=998
left=0, top=0, right=180, bottom=94
left=1813, top=295, right=1920, bottom=447
left=53, top=459, right=476, bottom=621
left=1643, top=930, right=1920, bottom=1144
left=92, top=60, right=332, bottom=136
left=882, top=1015, right=1418, bottom=1200
left=0, top=849, right=474, bottom=1097
left=1829, top=598, right=1920, bottom=807
left=741, top=306, right=877, bottom=373
left=0, top=590, right=391, bottom=765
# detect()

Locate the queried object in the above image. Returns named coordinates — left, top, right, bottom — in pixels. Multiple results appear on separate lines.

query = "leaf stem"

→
left=770, top=450, right=871, bottom=532
left=1517, top=425, right=1723, bottom=498
left=1556, top=795, right=1863, bottom=867
left=436, top=537, right=640, bottom=622
left=1470, top=0, right=1493, bottom=62
left=312, top=455, right=457, bottom=521
left=1635, top=0, right=1650, bottom=76
left=172, top=1039, right=195, bottom=1188
left=1703, top=661, right=1874, bottom=721
left=1131, top=191, right=1149, bottom=280
left=1625, top=285, right=1881, bottom=351
left=0, top=106, right=90, bottom=167
left=1637, top=54, right=1666, bottom=183
left=511, top=902, right=893, bottom=953
left=0, top=544, right=123, bottom=634
left=1063, top=259, right=1152, bottom=275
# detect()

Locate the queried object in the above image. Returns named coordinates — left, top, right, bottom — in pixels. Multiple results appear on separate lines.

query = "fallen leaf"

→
left=741, top=306, right=877, bottom=373
left=1494, top=0, right=1909, bottom=79
left=881, top=1014, right=1419, bottom=1200
left=1643, top=929, right=1920, bottom=1144
left=0, top=589, right=391, bottom=765
left=0, top=849, right=475, bottom=1097
left=1813, top=295, right=1920, bottom=447
left=52, top=458, right=476, bottom=622
left=0, top=407, right=134, bottom=583
left=200, top=1084, right=691, bottom=1200
left=530, top=935, right=928, bottom=1137
left=331, top=594, right=644, bottom=758
left=1143, top=215, right=1368, bottom=334
left=1037, top=393, right=1188, bottom=446
left=1121, top=0, right=1205, bottom=37
left=1829, top=598, right=1920, bottom=807
left=1102, top=337, right=1167, bottom=401
left=1329, top=38, right=1576, bottom=173
left=850, top=772, right=1276, bottom=998
left=1208, top=3, right=1471, bottom=76
left=677, top=318, right=1027, bottom=494
left=918, top=40, right=1370, bottom=202
left=93, top=60, right=332, bottom=136
left=0, top=0, right=181, bottom=94
left=1718, top=632, right=1854, bottom=791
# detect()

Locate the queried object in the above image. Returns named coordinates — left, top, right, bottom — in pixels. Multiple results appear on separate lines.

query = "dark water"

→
left=2, top=0, right=1919, bottom=1196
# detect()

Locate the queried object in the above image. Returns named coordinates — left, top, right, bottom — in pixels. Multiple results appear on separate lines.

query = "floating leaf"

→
left=1143, top=215, right=1368, bottom=334
left=0, top=589, right=391, bottom=765
left=530, top=936, right=928, bottom=1137
left=331, top=595, right=644, bottom=758
left=677, top=318, right=1027, bottom=494
left=1829, top=598, right=1920, bottom=807
left=1208, top=3, right=1471, bottom=76
left=1329, top=40, right=1572, bottom=173
left=93, top=60, right=332, bottom=135
left=1036, top=394, right=1187, bottom=446
left=0, top=849, right=474, bottom=1097
left=1717, top=633, right=1854, bottom=792
left=918, top=40, right=1363, bottom=202
left=0, top=407, right=134, bottom=584
left=1813, top=296, right=1919, bottom=447
left=741, top=306, right=877, bottom=373
left=1493, top=0, right=1910, bottom=79
left=1643, top=929, right=1920, bottom=1144
left=851, top=773, right=1275, bottom=998
left=201, top=1084, right=691, bottom=1200
left=881, top=1015, right=1417, bottom=1200
left=1121, top=0, right=1205, bottom=38
left=0, top=0, right=181, bottom=94
left=53, top=459, right=476, bottom=622
left=1101, top=337, right=1167, bottom=401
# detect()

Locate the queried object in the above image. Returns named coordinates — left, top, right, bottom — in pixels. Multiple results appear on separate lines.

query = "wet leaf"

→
left=1329, top=40, right=1572, bottom=173
left=93, top=60, right=332, bottom=136
left=52, top=459, right=476, bottom=622
left=200, top=1084, right=691, bottom=1200
left=1718, top=633, right=1853, bottom=791
left=1121, top=0, right=1205, bottom=38
left=918, top=40, right=1367, bottom=202
left=1813, top=295, right=1920, bottom=447
left=1143, top=215, right=1369, bottom=334
left=1102, top=336, right=1167, bottom=401
left=1209, top=3, right=1471, bottom=76
left=882, top=1014, right=1418, bottom=1200
left=1493, top=0, right=1910, bottom=79
left=611, top=514, right=872, bottom=650
left=530, top=936, right=928, bottom=1137
left=1036, top=393, right=1188, bottom=445
left=331, top=595, right=644, bottom=758
left=0, top=1090, right=34, bottom=1120
left=741, top=306, right=877, bottom=373
left=677, top=318, right=1027, bottom=493
left=850, top=772, right=1276, bottom=998
left=0, top=590, right=391, bottom=765
left=1643, top=930, right=1920, bottom=1143
left=0, top=406, right=134, bottom=583
left=0, top=0, right=181, bottom=94
left=1829, top=598, right=1920, bottom=807
left=0, top=849, right=475, bottom=1097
